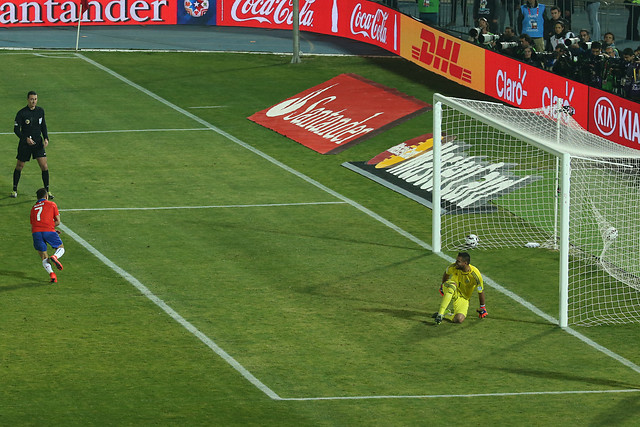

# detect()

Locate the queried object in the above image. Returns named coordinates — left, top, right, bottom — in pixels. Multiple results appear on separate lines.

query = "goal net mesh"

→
left=437, top=97, right=640, bottom=326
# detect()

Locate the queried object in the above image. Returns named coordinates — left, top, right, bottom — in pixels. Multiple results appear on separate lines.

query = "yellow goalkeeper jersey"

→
left=445, top=263, right=484, bottom=300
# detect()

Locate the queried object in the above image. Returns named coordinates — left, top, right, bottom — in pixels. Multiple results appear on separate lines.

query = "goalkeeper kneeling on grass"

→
left=433, top=252, right=486, bottom=325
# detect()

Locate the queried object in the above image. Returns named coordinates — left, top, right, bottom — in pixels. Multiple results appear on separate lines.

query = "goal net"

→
left=432, top=94, right=640, bottom=326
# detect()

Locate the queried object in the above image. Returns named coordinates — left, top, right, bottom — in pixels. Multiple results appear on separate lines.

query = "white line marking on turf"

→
left=0, top=128, right=209, bottom=136
left=60, top=201, right=347, bottom=212
left=57, top=222, right=283, bottom=401
left=279, top=388, right=640, bottom=401
left=77, top=53, right=640, bottom=399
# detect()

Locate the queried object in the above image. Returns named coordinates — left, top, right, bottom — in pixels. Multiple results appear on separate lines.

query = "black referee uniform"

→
left=14, top=104, right=49, bottom=162
left=12, top=92, right=53, bottom=197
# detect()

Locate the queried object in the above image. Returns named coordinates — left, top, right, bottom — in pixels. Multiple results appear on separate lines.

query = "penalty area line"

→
left=57, top=223, right=283, bottom=401
left=60, top=201, right=348, bottom=212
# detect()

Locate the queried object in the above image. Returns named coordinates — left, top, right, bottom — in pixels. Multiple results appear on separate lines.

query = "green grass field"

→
left=2, top=50, right=640, bottom=425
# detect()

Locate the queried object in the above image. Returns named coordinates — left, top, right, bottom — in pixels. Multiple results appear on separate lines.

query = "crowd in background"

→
left=410, top=0, right=640, bottom=100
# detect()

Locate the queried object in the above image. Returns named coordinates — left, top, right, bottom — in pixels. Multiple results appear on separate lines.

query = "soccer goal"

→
left=431, top=93, right=640, bottom=327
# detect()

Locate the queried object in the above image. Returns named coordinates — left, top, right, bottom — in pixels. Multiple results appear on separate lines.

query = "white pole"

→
left=559, top=151, right=571, bottom=328
left=75, top=4, right=83, bottom=51
left=432, top=98, right=442, bottom=253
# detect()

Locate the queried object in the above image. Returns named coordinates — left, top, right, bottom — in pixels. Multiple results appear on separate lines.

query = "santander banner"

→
left=248, top=73, right=431, bottom=154
left=217, top=0, right=401, bottom=54
left=0, top=0, right=177, bottom=26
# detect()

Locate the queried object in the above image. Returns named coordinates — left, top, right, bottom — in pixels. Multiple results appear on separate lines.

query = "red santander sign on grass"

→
left=249, top=74, right=431, bottom=154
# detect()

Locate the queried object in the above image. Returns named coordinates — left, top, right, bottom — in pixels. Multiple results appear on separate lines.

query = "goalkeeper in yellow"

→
left=433, top=252, right=486, bottom=325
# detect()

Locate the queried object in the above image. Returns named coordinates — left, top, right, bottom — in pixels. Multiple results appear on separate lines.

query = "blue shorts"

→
left=32, top=231, right=63, bottom=252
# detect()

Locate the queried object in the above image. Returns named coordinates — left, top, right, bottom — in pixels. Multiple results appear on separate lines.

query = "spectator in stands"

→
left=517, top=0, right=549, bottom=52
left=579, top=29, right=592, bottom=43
left=473, top=0, right=500, bottom=33
left=602, top=32, right=616, bottom=49
left=585, top=0, right=601, bottom=43
left=418, top=0, right=440, bottom=26
left=545, top=6, right=567, bottom=45
left=625, top=0, right=640, bottom=42
left=547, top=20, right=576, bottom=52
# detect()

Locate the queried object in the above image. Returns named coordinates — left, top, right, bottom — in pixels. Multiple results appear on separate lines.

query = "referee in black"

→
left=12, top=91, right=53, bottom=199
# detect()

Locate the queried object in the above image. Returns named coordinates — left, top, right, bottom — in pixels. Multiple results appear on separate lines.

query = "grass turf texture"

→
left=1, top=51, right=639, bottom=425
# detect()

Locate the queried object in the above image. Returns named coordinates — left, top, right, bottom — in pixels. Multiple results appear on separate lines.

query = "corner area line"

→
left=77, top=53, right=640, bottom=391
left=57, top=223, right=282, bottom=401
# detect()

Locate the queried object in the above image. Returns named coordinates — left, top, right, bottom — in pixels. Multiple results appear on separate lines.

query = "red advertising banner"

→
left=483, top=50, right=590, bottom=127
left=216, top=0, right=401, bottom=54
left=588, top=87, right=640, bottom=150
left=248, top=73, right=432, bottom=154
left=0, top=0, right=177, bottom=27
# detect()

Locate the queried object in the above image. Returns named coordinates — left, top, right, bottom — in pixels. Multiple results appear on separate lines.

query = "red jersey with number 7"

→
left=31, top=199, right=59, bottom=233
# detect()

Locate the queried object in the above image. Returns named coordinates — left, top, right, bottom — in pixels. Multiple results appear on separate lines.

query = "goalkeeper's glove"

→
left=477, top=305, right=487, bottom=318
left=439, top=284, right=444, bottom=296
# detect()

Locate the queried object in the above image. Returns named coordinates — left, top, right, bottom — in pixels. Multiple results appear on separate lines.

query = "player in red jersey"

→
left=30, top=188, right=65, bottom=283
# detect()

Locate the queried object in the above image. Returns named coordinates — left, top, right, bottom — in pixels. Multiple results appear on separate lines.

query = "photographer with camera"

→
left=547, top=20, right=576, bottom=52
left=575, top=41, right=606, bottom=88
left=473, top=0, right=500, bottom=33
left=621, top=48, right=640, bottom=100
left=469, top=17, right=497, bottom=48
left=522, top=46, right=544, bottom=67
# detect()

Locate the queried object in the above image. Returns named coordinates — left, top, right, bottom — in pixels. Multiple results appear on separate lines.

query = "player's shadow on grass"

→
left=492, top=365, right=640, bottom=390
left=0, top=270, right=48, bottom=292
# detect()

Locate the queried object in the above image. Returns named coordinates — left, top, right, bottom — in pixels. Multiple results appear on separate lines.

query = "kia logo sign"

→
left=594, top=97, right=616, bottom=136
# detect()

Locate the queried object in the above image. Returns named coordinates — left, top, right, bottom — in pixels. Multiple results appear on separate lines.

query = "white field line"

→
left=57, top=222, right=283, bottom=401
left=60, top=201, right=347, bottom=212
left=71, top=53, right=640, bottom=400
left=280, top=388, right=640, bottom=401
left=0, top=128, right=209, bottom=136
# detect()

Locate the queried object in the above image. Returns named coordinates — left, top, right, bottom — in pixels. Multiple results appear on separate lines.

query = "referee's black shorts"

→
left=16, top=143, right=46, bottom=162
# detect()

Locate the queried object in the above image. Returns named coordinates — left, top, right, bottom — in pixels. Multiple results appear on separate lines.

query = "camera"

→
left=479, top=33, right=500, bottom=44
left=496, top=41, right=518, bottom=50
left=469, top=27, right=481, bottom=38
left=564, top=37, right=580, bottom=47
left=579, top=41, right=593, bottom=50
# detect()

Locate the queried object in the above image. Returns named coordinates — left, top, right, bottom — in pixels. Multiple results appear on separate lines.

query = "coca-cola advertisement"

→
left=217, top=0, right=401, bottom=54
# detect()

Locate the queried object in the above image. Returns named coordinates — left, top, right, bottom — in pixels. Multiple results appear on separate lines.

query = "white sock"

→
left=54, top=247, right=65, bottom=259
left=42, top=258, right=54, bottom=273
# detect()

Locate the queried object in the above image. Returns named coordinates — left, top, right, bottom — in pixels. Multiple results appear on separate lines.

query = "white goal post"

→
left=431, top=93, right=640, bottom=327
